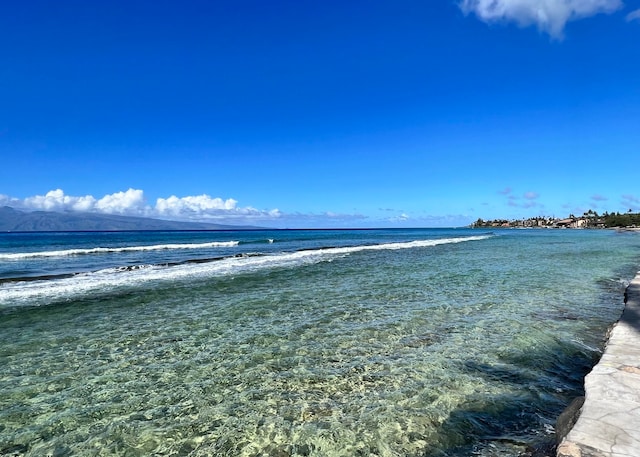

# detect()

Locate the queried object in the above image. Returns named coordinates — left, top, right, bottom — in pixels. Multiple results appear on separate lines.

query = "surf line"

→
left=0, top=241, right=241, bottom=260
left=0, top=235, right=491, bottom=287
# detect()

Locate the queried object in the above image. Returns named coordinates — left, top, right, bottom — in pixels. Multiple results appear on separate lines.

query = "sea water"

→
left=1, top=228, right=639, bottom=457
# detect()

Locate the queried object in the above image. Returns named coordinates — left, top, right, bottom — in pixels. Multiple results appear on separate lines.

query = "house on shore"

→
left=555, top=218, right=587, bottom=228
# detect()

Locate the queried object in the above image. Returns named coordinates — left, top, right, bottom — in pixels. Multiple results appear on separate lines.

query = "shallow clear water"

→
left=1, top=228, right=639, bottom=456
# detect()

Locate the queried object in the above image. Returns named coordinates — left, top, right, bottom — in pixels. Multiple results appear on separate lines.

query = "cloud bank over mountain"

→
left=460, top=0, right=623, bottom=38
left=0, top=189, right=371, bottom=227
left=0, top=189, right=281, bottom=223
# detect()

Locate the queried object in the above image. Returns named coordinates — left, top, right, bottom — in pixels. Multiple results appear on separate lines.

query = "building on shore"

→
left=471, top=214, right=626, bottom=229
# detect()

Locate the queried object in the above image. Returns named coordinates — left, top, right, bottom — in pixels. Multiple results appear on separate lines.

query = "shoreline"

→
left=556, top=271, right=640, bottom=456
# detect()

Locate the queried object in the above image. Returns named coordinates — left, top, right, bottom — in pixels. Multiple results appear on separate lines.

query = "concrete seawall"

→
left=557, top=272, right=640, bottom=457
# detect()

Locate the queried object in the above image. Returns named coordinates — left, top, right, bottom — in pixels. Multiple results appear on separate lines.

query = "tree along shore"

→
left=472, top=211, right=640, bottom=229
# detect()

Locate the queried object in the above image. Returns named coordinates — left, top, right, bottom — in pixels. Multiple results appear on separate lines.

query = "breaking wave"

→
left=0, top=241, right=240, bottom=260
left=0, top=235, right=491, bottom=308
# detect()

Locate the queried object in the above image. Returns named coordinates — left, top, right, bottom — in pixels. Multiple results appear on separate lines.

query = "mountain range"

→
left=0, top=206, right=260, bottom=231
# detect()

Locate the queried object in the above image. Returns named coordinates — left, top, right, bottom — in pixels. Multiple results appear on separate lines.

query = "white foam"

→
left=0, top=241, right=240, bottom=260
left=0, top=235, right=490, bottom=307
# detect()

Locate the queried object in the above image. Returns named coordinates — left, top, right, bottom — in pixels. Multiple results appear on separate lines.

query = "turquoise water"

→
left=1, top=228, right=639, bottom=456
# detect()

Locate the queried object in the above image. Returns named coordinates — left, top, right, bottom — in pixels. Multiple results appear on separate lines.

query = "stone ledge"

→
left=556, top=273, right=640, bottom=457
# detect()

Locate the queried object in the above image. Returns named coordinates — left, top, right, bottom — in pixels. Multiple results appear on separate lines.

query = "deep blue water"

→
left=1, top=228, right=639, bottom=456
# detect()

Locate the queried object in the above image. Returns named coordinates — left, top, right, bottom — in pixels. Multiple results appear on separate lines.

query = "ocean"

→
left=1, top=228, right=639, bottom=457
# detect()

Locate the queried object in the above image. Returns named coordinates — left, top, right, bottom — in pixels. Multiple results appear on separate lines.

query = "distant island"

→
left=472, top=210, right=640, bottom=229
left=0, top=206, right=262, bottom=232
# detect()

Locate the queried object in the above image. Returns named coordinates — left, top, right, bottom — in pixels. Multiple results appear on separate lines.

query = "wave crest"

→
left=0, top=235, right=491, bottom=308
left=0, top=241, right=240, bottom=260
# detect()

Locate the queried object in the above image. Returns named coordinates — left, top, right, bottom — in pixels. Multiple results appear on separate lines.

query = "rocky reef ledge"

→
left=556, top=272, right=640, bottom=457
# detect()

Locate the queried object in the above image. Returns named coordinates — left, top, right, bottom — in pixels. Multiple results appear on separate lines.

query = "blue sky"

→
left=1, top=0, right=639, bottom=228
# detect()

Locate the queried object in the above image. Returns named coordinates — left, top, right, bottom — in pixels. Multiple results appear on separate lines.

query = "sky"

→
left=1, top=0, right=639, bottom=228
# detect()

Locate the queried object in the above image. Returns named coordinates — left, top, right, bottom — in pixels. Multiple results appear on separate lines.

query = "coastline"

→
left=1, top=229, right=638, bottom=456
left=556, top=271, right=640, bottom=456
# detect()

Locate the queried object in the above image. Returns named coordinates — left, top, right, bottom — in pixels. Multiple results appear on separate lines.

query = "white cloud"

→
left=95, top=189, right=147, bottom=215
left=626, top=8, right=640, bottom=21
left=5, top=189, right=284, bottom=223
left=460, top=0, right=623, bottom=38
left=23, top=189, right=99, bottom=213
left=19, top=188, right=148, bottom=215
left=388, top=213, right=410, bottom=223
left=0, top=194, right=21, bottom=207
left=155, top=194, right=238, bottom=217
left=591, top=194, right=608, bottom=201
left=154, top=194, right=281, bottom=222
left=0, top=190, right=469, bottom=228
left=524, top=191, right=539, bottom=200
